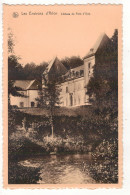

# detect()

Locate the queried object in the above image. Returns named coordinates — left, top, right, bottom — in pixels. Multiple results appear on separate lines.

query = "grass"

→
left=17, top=105, right=92, bottom=117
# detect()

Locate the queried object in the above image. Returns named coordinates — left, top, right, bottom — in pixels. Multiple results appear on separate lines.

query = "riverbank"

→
left=8, top=107, right=118, bottom=184
left=8, top=152, right=118, bottom=184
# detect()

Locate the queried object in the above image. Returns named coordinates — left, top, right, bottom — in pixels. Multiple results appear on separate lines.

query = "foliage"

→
left=86, top=29, right=118, bottom=183
left=8, top=161, right=41, bottom=184
left=8, top=28, right=15, bottom=54
left=61, top=56, right=83, bottom=70
left=8, top=55, right=24, bottom=80
left=86, top=30, right=118, bottom=132
left=23, top=62, right=47, bottom=82
left=8, top=56, right=47, bottom=81
left=36, top=80, right=61, bottom=112
left=87, top=29, right=118, bottom=113
left=36, top=71, right=62, bottom=137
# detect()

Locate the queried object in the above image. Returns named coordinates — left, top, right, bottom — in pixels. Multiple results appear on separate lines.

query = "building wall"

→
left=27, top=90, right=39, bottom=107
left=84, top=55, right=95, bottom=86
left=60, top=77, right=87, bottom=107
left=59, top=56, right=95, bottom=107
left=83, top=55, right=95, bottom=104
left=10, top=90, right=39, bottom=108
left=10, top=90, right=28, bottom=108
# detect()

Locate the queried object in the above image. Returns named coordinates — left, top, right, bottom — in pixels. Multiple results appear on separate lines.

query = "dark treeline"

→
left=8, top=55, right=83, bottom=81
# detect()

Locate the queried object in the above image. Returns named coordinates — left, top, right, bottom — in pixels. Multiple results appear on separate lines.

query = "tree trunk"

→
left=50, top=113, right=54, bottom=139
left=51, top=120, right=54, bottom=139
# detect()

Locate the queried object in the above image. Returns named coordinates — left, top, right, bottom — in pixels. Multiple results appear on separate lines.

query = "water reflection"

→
left=19, top=154, right=96, bottom=184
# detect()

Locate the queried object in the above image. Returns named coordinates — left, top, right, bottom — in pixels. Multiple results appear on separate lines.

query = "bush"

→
left=8, top=161, right=41, bottom=184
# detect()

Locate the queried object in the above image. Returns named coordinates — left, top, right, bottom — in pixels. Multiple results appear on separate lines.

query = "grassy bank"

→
left=18, top=105, right=92, bottom=117
left=8, top=107, right=118, bottom=183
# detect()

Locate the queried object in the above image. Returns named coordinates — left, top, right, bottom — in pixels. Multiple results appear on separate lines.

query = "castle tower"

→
left=83, top=33, right=110, bottom=104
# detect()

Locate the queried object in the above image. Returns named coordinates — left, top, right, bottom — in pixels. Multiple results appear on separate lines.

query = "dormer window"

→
left=76, top=71, right=79, bottom=77
left=80, top=70, right=84, bottom=76
left=68, top=72, right=71, bottom=78
left=71, top=71, right=75, bottom=77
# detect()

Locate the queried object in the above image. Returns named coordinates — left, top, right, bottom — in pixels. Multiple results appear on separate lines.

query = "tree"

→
left=61, top=56, right=83, bottom=70
left=8, top=28, right=27, bottom=106
left=23, top=62, right=47, bottom=81
left=8, top=28, right=15, bottom=54
left=8, top=55, right=24, bottom=80
left=85, top=31, right=118, bottom=182
left=36, top=71, right=62, bottom=138
left=87, top=30, right=118, bottom=119
left=86, top=29, right=118, bottom=140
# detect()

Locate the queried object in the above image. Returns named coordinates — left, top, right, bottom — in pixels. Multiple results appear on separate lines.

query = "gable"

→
left=14, top=80, right=34, bottom=90
left=84, top=33, right=110, bottom=59
left=14, top=80, right=41, bottom=90
left=45, top=57, right=68, bottom=81
left=27, top=80, right=42, bottom=90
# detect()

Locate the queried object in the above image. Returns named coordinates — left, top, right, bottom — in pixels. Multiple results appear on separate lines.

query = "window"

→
left=31, top=102, right=35, bottom=107
left=76, top=71, right=79, bottom=77
left=70, top=94, right=73, bottom=106
left=69, top=72, right=71, bottom=78
left=20, top=91, right=24, bottom=96
left=78, top=96, right=80, bottom=105
left=88, top=62, right=91, bottom=76
left=72, top=71, right=75, bottom=76
left=80, top=70, right=84, bottom=76
left=66, top=86, right=68, bottom=93
left=20, top=102, right=24, bottom=108
left=88, top=62, right=91, bottom=69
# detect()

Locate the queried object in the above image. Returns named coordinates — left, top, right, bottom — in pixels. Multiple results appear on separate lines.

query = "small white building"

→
left=10, top=80, right=41, bottom=108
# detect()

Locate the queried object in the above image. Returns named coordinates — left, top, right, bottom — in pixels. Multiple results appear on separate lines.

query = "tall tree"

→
left=23, top=62, right=47, bottom=81
left=8, top=29, right=26, bottom=106
left=36, top=71, right=62, bottom=138
left=8, top=55, right=24, bottom=80
left=8, top=28, right=15, bottom=54
left=86, top=29, right=118, bottom=138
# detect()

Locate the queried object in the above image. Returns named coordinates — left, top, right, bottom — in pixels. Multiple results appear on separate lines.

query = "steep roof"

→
left=45, top=57, right=68, bottom=80
left=14, top=80, right=41, bottom=90
left=84, top=33, right=110, bottom=59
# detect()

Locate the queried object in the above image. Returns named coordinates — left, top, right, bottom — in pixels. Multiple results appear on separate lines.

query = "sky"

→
left=5, top=5, right=122, bottom=66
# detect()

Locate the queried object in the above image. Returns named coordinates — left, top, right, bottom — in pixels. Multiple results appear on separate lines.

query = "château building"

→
left=42, top=33, right=110, bottom=107
left=10, top=33, right=110, bottom=108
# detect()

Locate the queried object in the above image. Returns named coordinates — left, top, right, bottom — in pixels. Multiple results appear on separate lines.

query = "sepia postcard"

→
left=3, top=4, right=122, bottom=188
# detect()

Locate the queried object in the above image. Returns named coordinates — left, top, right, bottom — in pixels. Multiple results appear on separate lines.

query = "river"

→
left=18, top=154, right=96, bottom=184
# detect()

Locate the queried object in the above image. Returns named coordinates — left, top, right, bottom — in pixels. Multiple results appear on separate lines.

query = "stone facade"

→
left=42, top=33, right=110, bottom=107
